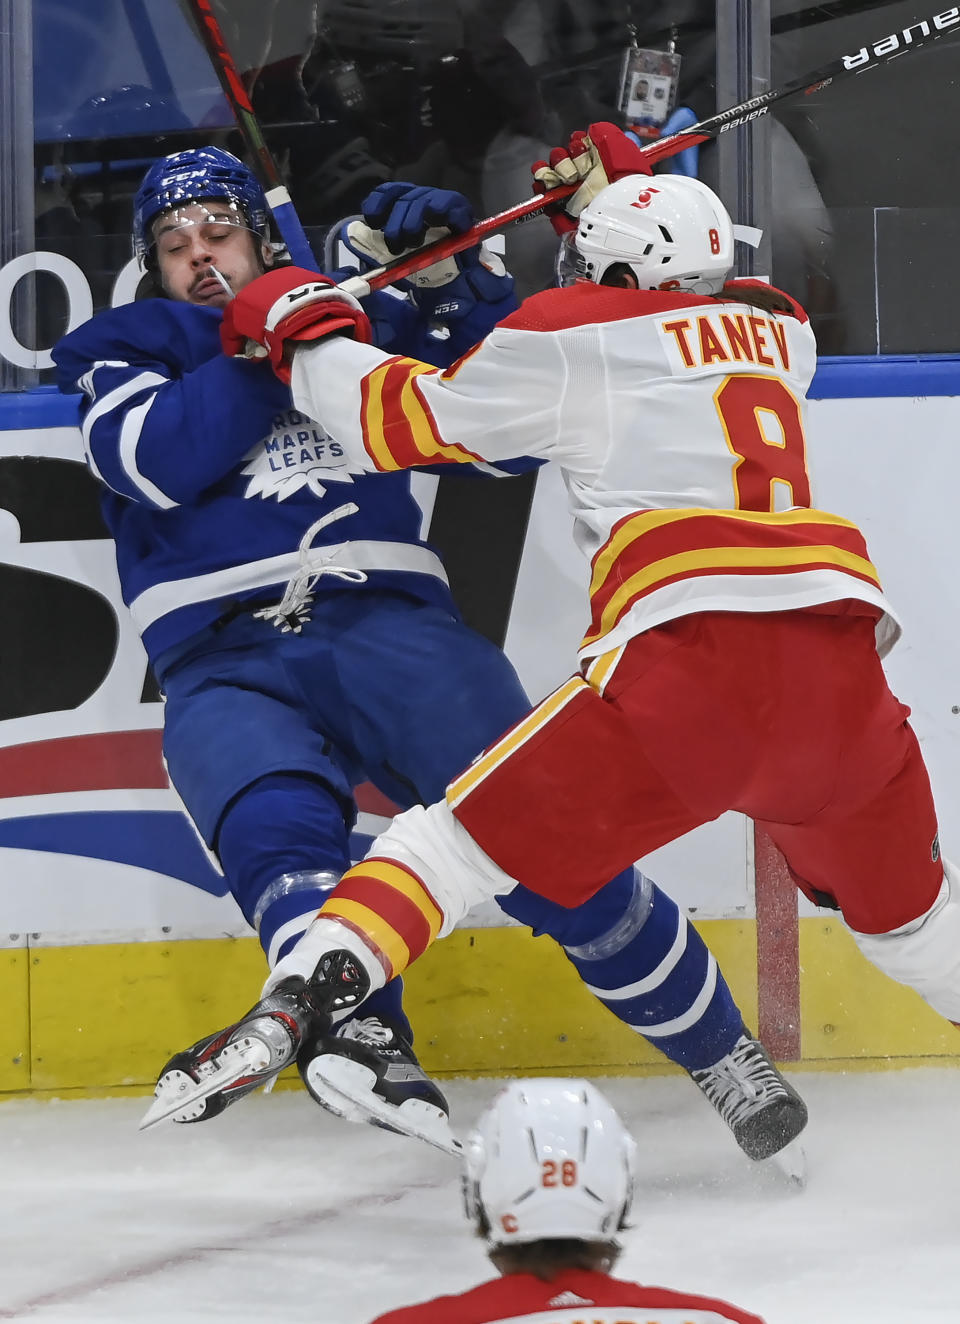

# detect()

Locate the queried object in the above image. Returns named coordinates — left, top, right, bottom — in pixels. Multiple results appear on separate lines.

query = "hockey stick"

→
left=185, top=0, right=319, bottom=270
left=641, top=6, right=960, bottom=167
left=337, top=4, right=960, bottom=297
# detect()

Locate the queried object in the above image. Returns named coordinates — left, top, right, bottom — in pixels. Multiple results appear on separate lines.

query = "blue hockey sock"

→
left=564, top=872, right=744, bottom=1071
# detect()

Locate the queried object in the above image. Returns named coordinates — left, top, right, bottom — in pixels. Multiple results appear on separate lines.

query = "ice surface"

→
left=0, top=1068, right=956, bottom=1322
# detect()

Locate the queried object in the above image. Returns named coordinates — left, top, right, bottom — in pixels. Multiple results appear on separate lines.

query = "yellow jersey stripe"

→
left=586, top=543, right=881, bottom=645
left=398, top=368, right=475, bottom=465
left=588, top=506, right=860, bottom=597
left=362, top=361, right=398, bottom=472
left=319, top=896, right=411, bottom=979
left=360, top=860, right=443, bottom=941
left=447, top=676, right=587, bottom=808
left=583, top=645, right=625, bottom=696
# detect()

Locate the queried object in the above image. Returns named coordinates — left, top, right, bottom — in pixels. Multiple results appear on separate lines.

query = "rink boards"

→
left=0, top=358, right=958, bottom=1095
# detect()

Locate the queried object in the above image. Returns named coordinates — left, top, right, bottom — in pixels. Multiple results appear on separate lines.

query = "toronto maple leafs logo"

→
left=242, top=408, right=358, bottom=501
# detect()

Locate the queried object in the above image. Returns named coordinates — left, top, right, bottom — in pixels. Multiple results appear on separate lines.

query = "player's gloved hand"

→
left=339, top=182, right=469, bottom=287
left=532, top=122, right=654, bottom=235
left=365, top=181, right=474, bottom=255
left=220, top=267, right=372, bottom=384
left=336, top=181, right=511, bottom=311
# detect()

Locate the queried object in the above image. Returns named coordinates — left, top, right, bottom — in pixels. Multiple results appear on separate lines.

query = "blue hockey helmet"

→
left=133, top=146, right=268, bottom=262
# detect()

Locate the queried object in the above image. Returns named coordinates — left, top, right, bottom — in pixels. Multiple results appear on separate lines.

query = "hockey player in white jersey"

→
left=367, top=1078, right=767, bottom=1324
left=55, top=144, right=807, bottom=1160
left=199, top=120, right=960, bottom=1124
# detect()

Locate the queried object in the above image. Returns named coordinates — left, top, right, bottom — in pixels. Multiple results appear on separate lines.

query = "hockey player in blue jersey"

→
left=54, top=145, right=805, bottom=1160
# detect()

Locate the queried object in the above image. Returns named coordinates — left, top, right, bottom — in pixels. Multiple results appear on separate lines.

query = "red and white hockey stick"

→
left=340, top=5, right=960, bottom=297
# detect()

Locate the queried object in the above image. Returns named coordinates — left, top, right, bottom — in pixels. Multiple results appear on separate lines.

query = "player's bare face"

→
left=153, top=202, right=271, bottom=307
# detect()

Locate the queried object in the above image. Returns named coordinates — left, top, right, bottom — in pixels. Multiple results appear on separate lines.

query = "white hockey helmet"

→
left=559, top=173, right=734, bottom=295
left=462, top=1079, right=636, bottom=1246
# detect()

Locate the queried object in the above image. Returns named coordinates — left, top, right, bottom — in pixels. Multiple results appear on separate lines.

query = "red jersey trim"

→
left=720, top=279, right=809, bottom=324
left=500, top=282, right=808, bottom=335
left=500, top=284, right=706, bottom=334
left=583, top=507, right=882, bottom=646
left=368, top=1269, right=767, bottom=1324
left=320, top=857, right=443, bottom=980
left=360, top=355, right=484, bottom=470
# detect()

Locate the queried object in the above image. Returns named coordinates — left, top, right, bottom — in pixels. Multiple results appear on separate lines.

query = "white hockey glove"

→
left=340, top=215, right=464, bottom=289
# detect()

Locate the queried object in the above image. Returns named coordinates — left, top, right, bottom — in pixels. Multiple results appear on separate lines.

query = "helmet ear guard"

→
left=569, top=173, right=735, bottom=295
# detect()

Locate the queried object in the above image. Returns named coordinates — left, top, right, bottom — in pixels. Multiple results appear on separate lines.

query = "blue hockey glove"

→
left=363, top=181, right=474, bottom=255
left=330, top=181, right=514, bottom=324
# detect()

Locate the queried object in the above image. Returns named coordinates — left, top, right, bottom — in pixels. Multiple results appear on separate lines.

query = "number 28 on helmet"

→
left=462, top=1078, right=637, bottom=1246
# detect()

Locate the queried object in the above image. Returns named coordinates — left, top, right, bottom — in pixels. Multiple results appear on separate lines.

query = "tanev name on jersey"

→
left=659, top=311, right=792, bottom=371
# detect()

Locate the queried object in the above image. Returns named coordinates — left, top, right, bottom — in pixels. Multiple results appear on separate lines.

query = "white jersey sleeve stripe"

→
left=118, top=392, right=179, bottom=509
left=79, top=368, right=169, bottom=448
left=637, top=954, right=719, bottom=1038
left=79, top=368, right=170, bottom=490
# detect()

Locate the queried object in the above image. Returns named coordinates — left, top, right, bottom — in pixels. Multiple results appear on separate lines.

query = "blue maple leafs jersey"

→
left=53, top=282, right=523, bottom=666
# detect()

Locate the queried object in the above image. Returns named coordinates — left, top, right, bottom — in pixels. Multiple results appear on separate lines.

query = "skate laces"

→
left=254, top=502, right=367, bottom=633
left=692, top=1036, right=788, bottom=1125
left=337, top=1016, right=397, bottom=1048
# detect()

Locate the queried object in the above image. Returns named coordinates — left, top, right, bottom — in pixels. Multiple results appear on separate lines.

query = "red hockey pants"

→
left=449, top=608, right=943, bottom=935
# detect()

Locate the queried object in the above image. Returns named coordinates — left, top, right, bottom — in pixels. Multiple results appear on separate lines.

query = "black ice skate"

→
left=139, top=956, right=368, bottom=1131
left=689, top=1031, right=808, bottom=1162
left=297, top=993, right=458, bottom=1155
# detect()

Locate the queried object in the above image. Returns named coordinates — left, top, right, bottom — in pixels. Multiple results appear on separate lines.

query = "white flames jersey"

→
left=293, top=279, right=899, bottom=662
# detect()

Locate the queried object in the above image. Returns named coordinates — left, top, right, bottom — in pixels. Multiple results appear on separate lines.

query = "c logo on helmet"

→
left=501, top=1214, right=519, bottom=1234
left=630, top=186, right=661, bottom=210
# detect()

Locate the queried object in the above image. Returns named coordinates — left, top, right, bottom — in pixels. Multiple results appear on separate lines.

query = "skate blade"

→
left=766, top=1137, right=807, bottom=1188
left=298, top=1067, right=377, bottom=1126
left=305, top=1053, right=463, bottom=1156
left=139, top=1037, right=271, bottom=1131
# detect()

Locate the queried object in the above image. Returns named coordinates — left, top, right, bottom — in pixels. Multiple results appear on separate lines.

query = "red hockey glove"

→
left=532, top=122, right=654, bottom=236
left=220, top=267, right=372, bottom=384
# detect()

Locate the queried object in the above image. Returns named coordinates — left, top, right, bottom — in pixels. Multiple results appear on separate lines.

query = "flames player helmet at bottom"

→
left=462, top=1078, right=637, bottom=1246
